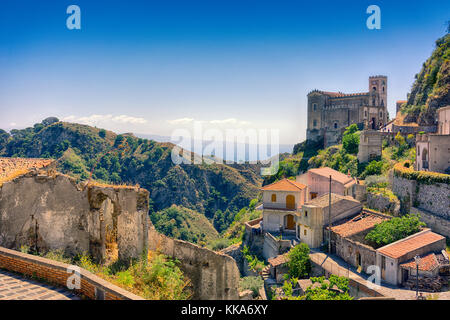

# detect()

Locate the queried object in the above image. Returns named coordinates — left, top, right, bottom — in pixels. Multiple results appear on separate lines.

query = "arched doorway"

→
left=422, top=148, right=428, bottom=169
left=356, top=252, right=362, bottom=268
left=285, top=214, right=295, bottom=230
left=286, top=195, right=295, bottom=210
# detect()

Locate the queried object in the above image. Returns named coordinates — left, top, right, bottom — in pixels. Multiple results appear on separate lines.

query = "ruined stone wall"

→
left=147, top=224, right=240, bottom=300
left=366, top=192, right=400, bottom=215
left=0, top=170, right=149, bottom=262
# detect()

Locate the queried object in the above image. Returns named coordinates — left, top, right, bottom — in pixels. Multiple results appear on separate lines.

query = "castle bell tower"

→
left=368, top=75, right=388, bottom=127
left=369, top=75, right=387, bottom=108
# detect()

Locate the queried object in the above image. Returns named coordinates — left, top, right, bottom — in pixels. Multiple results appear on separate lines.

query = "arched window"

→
left=313, top=119, right=317, bottom=127
left=271, top=194, right=276, bottom=202
left=313, top=103, right=317, bottom=111
left=372, top=86, right=377, bottom=91
left=334, top=122, right=338, bottom=129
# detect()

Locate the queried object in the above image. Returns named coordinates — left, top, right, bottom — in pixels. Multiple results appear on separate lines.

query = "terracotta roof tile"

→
left=378, top=231, right=445, bottom=259
left=331, top=213, right=388, bottom=237
left=309, top=167, right=355, bottom=186
left=399, top=253, right=439, bottom=271
left=268, top=254, right=289, bottom=267
left=261, top=178, right=306, bottom=192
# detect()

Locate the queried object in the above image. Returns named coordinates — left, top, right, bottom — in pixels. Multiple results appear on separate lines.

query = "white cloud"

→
left=9, top=122, right=17, bottom=127
left=62, top=114, right=148, bottom=125
left=167, top=118, right=195, bottom=125
left=168, top=117, right=251, bottom=126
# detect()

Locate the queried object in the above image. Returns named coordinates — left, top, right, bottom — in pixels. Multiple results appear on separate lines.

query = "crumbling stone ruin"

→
left=0, top=167, right=149, bottom=263
left=0, top=157, right=241, bottom=300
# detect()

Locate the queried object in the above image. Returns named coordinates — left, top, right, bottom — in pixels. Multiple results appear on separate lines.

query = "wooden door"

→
left=286, top=195, right=295, bottom=209
left=286, top=215, right=295, bottom=230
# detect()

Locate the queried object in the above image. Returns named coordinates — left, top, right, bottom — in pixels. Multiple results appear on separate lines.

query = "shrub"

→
left=365, top=214, right=425, bottom=248
left=239, top=276, right=264, bottom=297
left=302, top=275, right=353, bottom=300
left=394, top=161, right=450, bottom=184
left=287, top=243, right=311, bottom=279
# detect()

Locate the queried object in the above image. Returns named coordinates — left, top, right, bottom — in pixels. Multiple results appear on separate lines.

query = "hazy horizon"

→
left=1, top=0, right=449, bottom=144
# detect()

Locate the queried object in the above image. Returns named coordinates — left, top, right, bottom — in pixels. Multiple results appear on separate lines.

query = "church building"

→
left=306, top=75, right=388, bottom=147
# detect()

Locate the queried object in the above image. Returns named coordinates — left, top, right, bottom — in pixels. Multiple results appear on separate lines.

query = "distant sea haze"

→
left=135, top=133, right=293, bottom=162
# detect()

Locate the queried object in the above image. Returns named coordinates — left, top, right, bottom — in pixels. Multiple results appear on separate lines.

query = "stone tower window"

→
left=313, top=103, right=317, bottom=111
left=313, top=119, right=317, bottom=127
left=334, top=122, right=338, bottom=129
left=372, top=86, right=377, bottom=91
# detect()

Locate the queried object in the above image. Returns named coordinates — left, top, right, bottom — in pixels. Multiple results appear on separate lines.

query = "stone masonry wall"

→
left=0, top=170, right=149, bottom=263
left=147, top=224, right=240, bottom=300
left=392, top=175, right=450, bottom=236
left=391, top=175, right=450, bottom=218
left=366, top=192, right=400, bottom=215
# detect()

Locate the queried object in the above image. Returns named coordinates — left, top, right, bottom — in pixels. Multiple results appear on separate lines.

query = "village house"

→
left=376, top=229, right=446, bottom=286
left=296, top=167, right=357, bottom=201
left=296, top=193, right=362, bottom=248
left=330, top=210, right=391, bottom=272
left=415, top=106, right=450, bottom=174
left=260, top=178, right=307, bottom=233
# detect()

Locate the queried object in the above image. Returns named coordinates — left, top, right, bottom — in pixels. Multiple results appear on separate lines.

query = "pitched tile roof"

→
left=378, top=231, right=445, bottom=259
left=308, top=167, right=355, bottom=186
left=305, top=193, right=360, bottom=209
left=0, top=157, right=54, bottom=180
left=261, top=178, right=306, bottom=192
left=331, top=212, right=388, bottom=238
left=268, top=253, right=289, bottom=267
left=399, top=253, right=439, bottom=272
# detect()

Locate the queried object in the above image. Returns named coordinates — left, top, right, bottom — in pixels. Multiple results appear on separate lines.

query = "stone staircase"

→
left=261, top=265, right=271, bottom=280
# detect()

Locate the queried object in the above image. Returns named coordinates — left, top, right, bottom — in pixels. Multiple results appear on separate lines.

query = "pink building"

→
left=296, top=167, right=357, bottom=201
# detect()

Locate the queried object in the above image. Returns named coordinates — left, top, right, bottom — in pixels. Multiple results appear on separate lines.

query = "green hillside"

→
left=402, top=33, right=450, bottom=125
left=150, top=205, right=219, bottom=245
left=0, top=118, right=262, bottom=234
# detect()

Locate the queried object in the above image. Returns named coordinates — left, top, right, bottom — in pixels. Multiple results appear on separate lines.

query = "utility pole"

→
left=328, top=175, right=332, bottom=254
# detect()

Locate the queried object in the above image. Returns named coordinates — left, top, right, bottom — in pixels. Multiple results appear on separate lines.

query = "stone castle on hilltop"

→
left=307, top=75, right=388, bottom=147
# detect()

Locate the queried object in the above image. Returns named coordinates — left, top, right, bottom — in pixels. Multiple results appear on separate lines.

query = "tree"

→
left=342, top=125, right=360, bottom=155
left=364, top=160, right=384, bottom=176
left=287, top=243, right=311, bottom=279
left=42, top=117, right=59, bottom=126
left=98, top=129, right=106, bottom=138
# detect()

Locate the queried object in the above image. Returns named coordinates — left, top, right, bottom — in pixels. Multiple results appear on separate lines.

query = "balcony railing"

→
left=262, top=204, right=298, bottom=211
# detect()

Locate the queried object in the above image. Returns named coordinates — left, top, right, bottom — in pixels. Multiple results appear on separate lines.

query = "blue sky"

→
left=0, top=0, right=449, bottom=144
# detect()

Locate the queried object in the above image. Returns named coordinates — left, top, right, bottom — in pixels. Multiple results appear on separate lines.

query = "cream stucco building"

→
left=295, top=193, right=362, bottom=248
left=415, top=106, right=450, bottom=174
left=261, top=179, right=307, bottom=233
